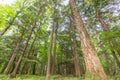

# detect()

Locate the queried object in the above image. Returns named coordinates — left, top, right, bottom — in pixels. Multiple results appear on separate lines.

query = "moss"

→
left=115, top=75, right=120, bottom=80
left=85, top=72, right=100, bottom=80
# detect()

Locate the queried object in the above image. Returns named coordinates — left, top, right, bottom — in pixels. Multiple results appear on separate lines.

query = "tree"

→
left=10, top=24, right=35, bottom=78
left=70, top=17, right=81, bottom=77
left=70, top=0, right=107, bottom=79
left=45, top=23, right=54, bottom=80
left=51, top=23, right=57, bottom=75
left=3, top=30, right=25, bottom=74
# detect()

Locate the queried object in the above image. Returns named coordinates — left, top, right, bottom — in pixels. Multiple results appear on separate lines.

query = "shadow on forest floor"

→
left=0, top=74, right=116, bottom=80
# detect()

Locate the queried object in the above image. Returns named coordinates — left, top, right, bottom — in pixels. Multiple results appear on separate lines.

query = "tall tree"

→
left=45, top=22, right=54, bottom=80
left=51, top=23, right=57, bottom=75
left=10, top=25, right=35, bottom=78
left=70, top=18, right=81, bottom=77
left=70, top=0, right=107, bottom=80
left=98, top=12, right=120, bottom=68
left=3, top=30, right=25, bottom=74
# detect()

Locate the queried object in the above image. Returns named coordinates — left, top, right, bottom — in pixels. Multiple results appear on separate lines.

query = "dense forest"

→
left=0, top=0, right=120, bottom=80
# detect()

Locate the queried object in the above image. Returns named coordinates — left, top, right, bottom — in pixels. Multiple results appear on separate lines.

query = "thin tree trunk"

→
left=98, top=12, right=120, bottom=56
left=51, top=24, right=57, bottom=75
left=4, top=31, right=24, bottom=74
left=70, top=0, right=107, bottom=80
left=104, top=52, right=113, bottom=75
left=71, top=21, right=81, bottom=77
left=21, top=36, right=36, bottom=74
left=98, top=12, right=120, bottom=68
left=111, top=50, right=120, bottom=68
left=32, top=63, right=36, bottom=75
left=10, top=25, right=35, bottom=78
left=45, top=23, right=54, bottom=80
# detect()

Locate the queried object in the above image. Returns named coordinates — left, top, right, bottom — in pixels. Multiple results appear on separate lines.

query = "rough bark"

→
left=70, top=0, right=107, bottom=80
left=45, top=23, right=54, bottom=80
left=10, top=25, right=35, bottom=78
left=4, top=31, right=24, bottom=74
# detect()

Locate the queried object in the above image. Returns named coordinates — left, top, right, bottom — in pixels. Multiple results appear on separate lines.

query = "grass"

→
left=0, top=74, right=116, bottom=80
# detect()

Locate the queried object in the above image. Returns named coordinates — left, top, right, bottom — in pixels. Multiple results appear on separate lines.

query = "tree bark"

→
left=71, top=21, right=81, bottom=77
left=45, top=23, right=54, bottom=80
left=4, top=31, right=24, bottom=74
left=70, top=0, right=107, bottom=80
left=10, top=25, right=35, bottom=78
left=51, top=24, right=57, bottom=75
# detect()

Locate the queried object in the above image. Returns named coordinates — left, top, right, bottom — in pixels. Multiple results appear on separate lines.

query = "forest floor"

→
left=0, top=74, right=116, bottom=80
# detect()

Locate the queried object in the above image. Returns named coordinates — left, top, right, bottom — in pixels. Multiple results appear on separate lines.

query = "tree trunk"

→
left=45, top=23, right=54, bottom=80
left=70, top=0, right=107, bottom=80
left=4, top=31, right=24, bottom=74
left=71, top=21, right=81, bottom=77
left=103, top=52, right=113, bottom=75
left=111, top=50, right=120, bottom=68
left=98, top=12, right=120, bottom=68
left=51, top=24, right=57, bottom=75
left=10, top=25, right=35, bottom=78
left=98, top=12, right=120, bottom=56
left=21, top=36, right=36, bottom=74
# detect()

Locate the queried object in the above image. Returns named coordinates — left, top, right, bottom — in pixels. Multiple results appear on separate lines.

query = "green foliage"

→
left=0, top=0, right=119, bottom=79
left=0, top=4, right=16, bottom=30
left=100, top=29, right=120, bottom=40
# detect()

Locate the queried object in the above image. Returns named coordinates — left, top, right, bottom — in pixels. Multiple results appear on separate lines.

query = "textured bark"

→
left=70, top=0, right=107, bottom=80
left=4, top=31, right=24, bottom=74
left=10, top=25, right=35, bottom=78
left=45, top=23, right=54, bottom=80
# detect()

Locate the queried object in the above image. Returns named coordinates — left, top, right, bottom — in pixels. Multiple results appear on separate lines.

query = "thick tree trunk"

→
left=45, top=23, right=54, bottom=80
left=10, top=25, right=35, bottom=78
left=70, top=0, right=107, bottom=80
left=4, top=31, right=24, bottom=74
